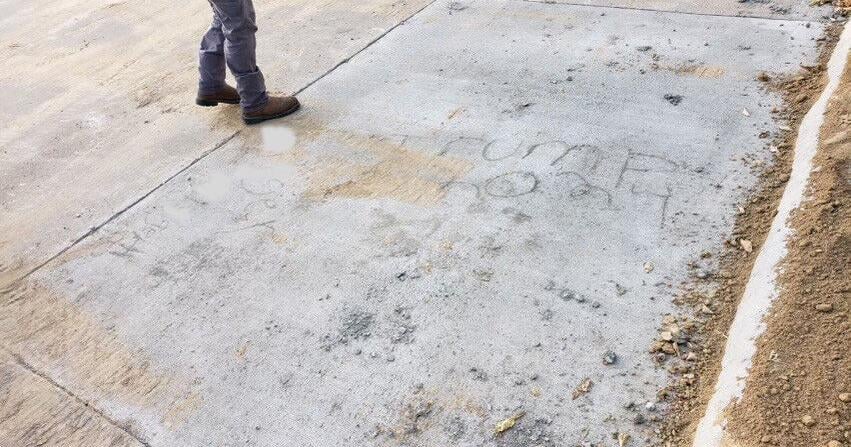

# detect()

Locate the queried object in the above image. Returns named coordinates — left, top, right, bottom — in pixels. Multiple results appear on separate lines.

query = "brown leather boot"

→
left=195, top=84, right=240, bottom=106
left=242, top=96, right=301, bottom=125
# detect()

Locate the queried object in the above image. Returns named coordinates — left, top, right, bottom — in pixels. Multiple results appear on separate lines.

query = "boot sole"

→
left=195, top=98, right=240, bottom=107
left=242, top=102, right=301, bottom=125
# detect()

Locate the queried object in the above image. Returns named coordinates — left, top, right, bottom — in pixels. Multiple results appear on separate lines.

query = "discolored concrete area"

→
left=0, top=0, right=831, bottom=446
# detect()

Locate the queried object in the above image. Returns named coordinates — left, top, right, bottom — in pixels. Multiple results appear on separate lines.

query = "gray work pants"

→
left=198, top=0, right=268, bottom=112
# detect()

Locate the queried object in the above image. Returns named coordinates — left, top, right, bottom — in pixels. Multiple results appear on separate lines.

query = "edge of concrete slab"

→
left=692, top=21, right=851, bottom=447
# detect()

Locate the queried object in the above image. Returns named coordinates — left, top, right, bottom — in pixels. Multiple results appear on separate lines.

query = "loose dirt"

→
left=724, top=49, right=851, bottom=447
left=653, top=24, right=846, bottom=447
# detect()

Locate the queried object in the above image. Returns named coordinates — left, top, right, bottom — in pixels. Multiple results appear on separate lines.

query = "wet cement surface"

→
left=0, top=0, right=830, bottom=446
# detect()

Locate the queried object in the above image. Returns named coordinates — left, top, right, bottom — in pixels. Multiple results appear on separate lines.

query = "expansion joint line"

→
left=3, top=347, right=153, bottom=447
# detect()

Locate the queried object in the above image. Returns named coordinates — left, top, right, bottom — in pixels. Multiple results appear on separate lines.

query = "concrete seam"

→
left=3, top=347, right=153, bottom=447
left=294, top=0, right=441, bottom=96
left=521, top=0, right=827, bottom=24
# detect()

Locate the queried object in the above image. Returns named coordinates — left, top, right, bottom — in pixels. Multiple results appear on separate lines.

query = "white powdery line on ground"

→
left=692, top=22, right=851, bottom=447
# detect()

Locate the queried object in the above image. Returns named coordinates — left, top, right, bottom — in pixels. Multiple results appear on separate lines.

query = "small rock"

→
left=801, top=414, right=816, bottom=427
left=602, top=350, right=618, bottom=365
left=633, top=413, right=646, bottom=425
left=644, top=262, right=654, bottom=273
left=531, top=387, right=542, bottom=397
left=572, top=378, right=594, bottom=400
left=739, top=239, right=753, bottom=253
left=838, top=392, right=850, bottom=402
left=815, top=303, right=834, bottom=313
left=827, top=441, right=842, bottom=447
left=495, top=412, right=525, bottom=434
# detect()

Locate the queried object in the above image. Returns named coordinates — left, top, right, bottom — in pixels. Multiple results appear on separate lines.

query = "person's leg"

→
left=208, top=0, right=268, bottom=112
left=198, top=13, right=227, bottom=94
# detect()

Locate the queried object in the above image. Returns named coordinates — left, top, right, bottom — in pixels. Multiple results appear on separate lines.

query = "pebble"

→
left=801, top=415, right=816, bottom=427
left=602, top=350, right=618, bottom=365
left=827, top=441, right=842, bottom=447
left=839, top=392, right=850, bottom=402
left=815, top=303, right=834, bottom=313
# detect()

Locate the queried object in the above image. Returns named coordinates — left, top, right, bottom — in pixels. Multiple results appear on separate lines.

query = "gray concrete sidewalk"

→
left=0, top=0, right=833, bottom=446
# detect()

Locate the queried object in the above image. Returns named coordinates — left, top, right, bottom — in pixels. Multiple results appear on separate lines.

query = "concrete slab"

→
left=1, top=0, right=825, bottom=446
left=0, top=350, right=145, bottom=447
left=527, top=0, right=835, bottom=21
left=0, top=0, right=433, bottom=285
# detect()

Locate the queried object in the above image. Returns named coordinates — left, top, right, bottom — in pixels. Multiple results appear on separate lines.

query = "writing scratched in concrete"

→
left=436, top=135, right=684, bottom=227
